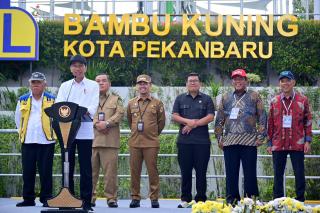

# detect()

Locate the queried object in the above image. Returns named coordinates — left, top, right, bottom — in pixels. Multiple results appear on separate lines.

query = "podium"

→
left=42, top=102, right=88, bottom=213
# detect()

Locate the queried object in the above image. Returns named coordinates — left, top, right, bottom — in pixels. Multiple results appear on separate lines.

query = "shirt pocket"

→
left=105, top=104, right=117, bottom=118
left=130, top=107, right=140, bottom=117
left=197, top=105, right=207, bottom=117
left=179, top=104, right=190, bottom=116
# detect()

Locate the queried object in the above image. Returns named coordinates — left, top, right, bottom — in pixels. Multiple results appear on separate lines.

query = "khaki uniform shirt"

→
left=127, top=96, right=165, bottom=148
left=93, top=92, right=124, bottom=148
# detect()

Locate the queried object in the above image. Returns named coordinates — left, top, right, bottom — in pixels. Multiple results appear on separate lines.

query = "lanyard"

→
left=99, top=94, right=110, bottom=110
left=137, top=99, right=150, bottom=122
left=282, top=92, right=295, bottom=115
left=233, top=92, right=246, bottom=107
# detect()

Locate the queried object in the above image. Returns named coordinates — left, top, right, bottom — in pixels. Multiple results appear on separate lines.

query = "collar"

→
left=30, top=92, right=44, bottom=101
left=138, top=95, right=152, bottom=101
left=233, top=89, right=247, bottom=96
left=100, top=91, right=111, bottom=98
left=280, top=90, right=295, bottom=100
left=73, top=77, right=87, bottom=86
left=186, top=91, right=202, bottom=97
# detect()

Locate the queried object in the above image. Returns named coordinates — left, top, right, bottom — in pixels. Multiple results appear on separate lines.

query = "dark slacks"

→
left=272, top=150, right=305, bottom=202
left=21, top=143, right=55, bottom=203
left=177, top=143, right=210, bottom=202
left=223, top=145, right=259, bottom=204
left=63, top=139, right=92, bottom=204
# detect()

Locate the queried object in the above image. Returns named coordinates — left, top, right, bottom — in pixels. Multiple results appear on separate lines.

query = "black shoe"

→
left=42, top=201, right=49, bottom=207
left=107, top=201, right=118, bottom=208
left=83, top=202, right=94, bottom=212
left=91, top=202, right=96, bottom=207
left=129, top=199, right=140, bottom=208
left=16, top=200, right=36, bottom=207
left=151, top=200, right=159, bottom=208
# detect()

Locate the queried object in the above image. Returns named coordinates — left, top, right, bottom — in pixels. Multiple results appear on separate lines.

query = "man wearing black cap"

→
left=56, top=54, right=99, bottom=211
left=15, top=72, right=56, bottom=207
left=267, top=71, right=312, bottom=202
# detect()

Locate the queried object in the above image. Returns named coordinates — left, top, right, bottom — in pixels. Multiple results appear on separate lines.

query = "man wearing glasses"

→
left=172, top=73, right=214, bottom=208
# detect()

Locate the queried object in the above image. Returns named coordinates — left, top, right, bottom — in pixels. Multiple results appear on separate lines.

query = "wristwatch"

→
left=105, top=121, right=110, bottom=128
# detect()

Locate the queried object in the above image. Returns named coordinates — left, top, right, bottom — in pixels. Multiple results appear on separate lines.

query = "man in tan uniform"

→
left=92, top=73, right=124, bottom=208
left=127, top=74, right=166, bottom=208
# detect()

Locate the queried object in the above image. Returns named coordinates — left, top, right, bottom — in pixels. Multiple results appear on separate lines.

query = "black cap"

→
left=29, top=72, right=46, bottom=81
left=70, top=54, right=87, bottom=66
left=279, top=71, right=295, bottom=80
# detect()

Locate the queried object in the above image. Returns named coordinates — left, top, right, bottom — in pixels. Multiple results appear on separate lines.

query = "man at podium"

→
left=56, top=55, right=99, bottom=211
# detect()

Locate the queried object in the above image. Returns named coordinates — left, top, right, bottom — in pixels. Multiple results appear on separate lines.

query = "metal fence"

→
left=1, top=128, right=320, bottom=197
left=9, top=0, right=320, bottom=21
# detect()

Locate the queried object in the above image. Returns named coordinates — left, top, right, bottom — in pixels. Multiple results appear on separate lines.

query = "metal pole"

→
left=72, top=0, right=76, bottom=14
left=112, top=0, right=115, bottom=14
left=81, top=0, right=84, bottom=16
left=50, top=0, right=54, bottom=20
left=240, top=0, right=244, bottom=15
left=91, top=0, right=94, bottom=14
left=286, top=0, right=289, bottom=14
left=29, top=62, right=32, bottom=75
left=208, top=0, right=211, bottom=14
left=306, top=0, right=309, bottom=20
left=64, top=151, right=69, bottom=187
left=315, top=0, right=320, bottom=20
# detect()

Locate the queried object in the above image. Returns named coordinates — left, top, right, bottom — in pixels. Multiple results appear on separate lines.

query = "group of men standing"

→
left=14, top=54, right=312, bottom=211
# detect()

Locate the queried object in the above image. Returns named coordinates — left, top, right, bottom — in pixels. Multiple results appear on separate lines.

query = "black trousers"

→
left=62, top=139, right=92, bottom=203
left=177, top=143, right=210, bottom=202
left=223, top=145, right=259, bottom=204
left=21, top=143, right=55, bottom=203
left=272, top=151, right=305, bottom=202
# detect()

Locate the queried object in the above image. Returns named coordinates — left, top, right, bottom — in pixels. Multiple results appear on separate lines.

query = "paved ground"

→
left=0, top=198, right=191, bottom=213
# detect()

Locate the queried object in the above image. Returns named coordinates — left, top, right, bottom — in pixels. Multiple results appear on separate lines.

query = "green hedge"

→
left=0, top=20, right=319, bottom=86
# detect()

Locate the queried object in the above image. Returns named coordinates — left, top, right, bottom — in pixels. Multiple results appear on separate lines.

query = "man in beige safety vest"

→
left=92, top=73, right=124, bottom=208
left=15, top=72, right=56, bottom=207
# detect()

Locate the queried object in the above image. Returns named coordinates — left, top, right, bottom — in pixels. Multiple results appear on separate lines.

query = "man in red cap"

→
left=214, top=68, right=267, bottom=204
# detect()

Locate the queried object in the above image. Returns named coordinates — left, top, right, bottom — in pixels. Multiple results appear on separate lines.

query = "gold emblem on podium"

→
left=59, top=105, right=71, bottom=118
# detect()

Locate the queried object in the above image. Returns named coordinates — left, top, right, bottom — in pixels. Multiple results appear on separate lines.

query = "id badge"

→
left=98, top=112, right=105, bottom=121
left=137, top=121, right=144, bottom=132
left=229, top=107, right=240, bottom=119
left=283, top=115, right=292, bottom=128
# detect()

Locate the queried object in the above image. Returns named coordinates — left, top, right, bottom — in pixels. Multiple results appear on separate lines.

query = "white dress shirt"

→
left=56, top=77, right=99, bottom=139
left=15, top=94, right=55, bottom=144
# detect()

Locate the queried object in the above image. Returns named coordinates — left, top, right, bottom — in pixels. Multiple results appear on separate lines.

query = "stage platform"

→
left=0, top=198, right=191, bottom=213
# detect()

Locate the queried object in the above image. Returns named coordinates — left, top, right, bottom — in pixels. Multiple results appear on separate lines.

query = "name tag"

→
left=98, top=112, right=105, bottom=121
left=283, top=115, right=292, bottom=128
left=230, top=108, right=240, bottom=120
left=137, top=121, right=144, bottom=132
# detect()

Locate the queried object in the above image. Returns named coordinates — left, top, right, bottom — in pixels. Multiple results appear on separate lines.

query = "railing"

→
left=8, top=0, right=320, bottom=21
left=1, top=129, right=320, bottom=197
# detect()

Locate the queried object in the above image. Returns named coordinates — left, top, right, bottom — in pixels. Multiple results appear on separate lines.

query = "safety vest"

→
left=18, top=92, right=56, bottom=143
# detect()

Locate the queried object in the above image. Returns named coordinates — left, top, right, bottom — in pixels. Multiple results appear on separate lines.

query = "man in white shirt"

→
left=56, top=55, right=99, bottom=211
left=15, top=72, right=56, bottom=207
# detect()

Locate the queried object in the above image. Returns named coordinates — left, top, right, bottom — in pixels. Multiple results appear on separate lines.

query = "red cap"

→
left=231, top=69, right=247, bottom=78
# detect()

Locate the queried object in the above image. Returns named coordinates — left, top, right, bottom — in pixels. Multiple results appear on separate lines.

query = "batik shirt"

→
left=214, top=89, right=267, bottom=146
